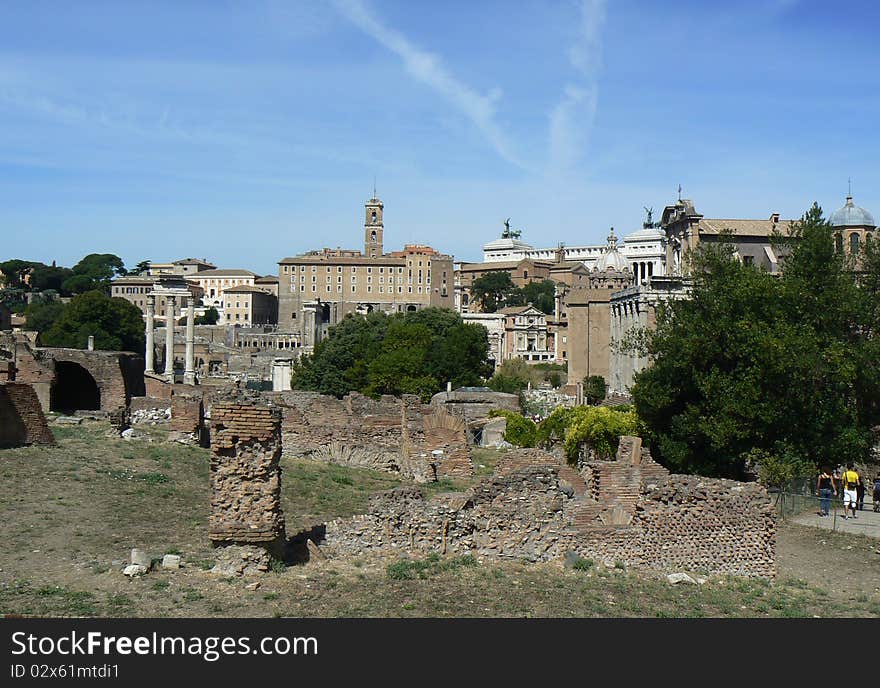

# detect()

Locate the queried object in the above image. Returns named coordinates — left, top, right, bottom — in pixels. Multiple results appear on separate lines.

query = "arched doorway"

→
left=50, top=361, right=100, bottom=413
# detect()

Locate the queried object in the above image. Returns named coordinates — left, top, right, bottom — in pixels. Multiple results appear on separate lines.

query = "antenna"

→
left=677, top=184, right=682, bottom=201
left=848, top=177, right=852, bottom=198
left=373, top=176, right=377, bottom=199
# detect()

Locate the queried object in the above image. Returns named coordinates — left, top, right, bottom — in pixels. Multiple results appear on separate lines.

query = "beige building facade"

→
left=278, top=196, right=454, bottom=348
left=189, top=269, right=258, bottom=310
left=111, top=276, right=204, bottom=321
left=222, top=285, right=278, bottom=327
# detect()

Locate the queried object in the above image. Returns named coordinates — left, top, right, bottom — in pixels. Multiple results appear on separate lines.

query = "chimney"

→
left=770, top=213, right=780, bottom=224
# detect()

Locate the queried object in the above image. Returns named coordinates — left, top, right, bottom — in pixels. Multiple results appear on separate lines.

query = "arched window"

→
left=850, top=233, right=860, bottom=254
left=370, top=230, right=377, bottom=241
left=371, top=211, right=377, bottom=223
left=835, top=233, right=844, bottom=253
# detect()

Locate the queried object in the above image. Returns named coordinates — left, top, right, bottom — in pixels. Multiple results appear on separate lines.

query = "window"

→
left=850, top=233, right=860, bottom=253
left=338, top=266, right=343, bottom=273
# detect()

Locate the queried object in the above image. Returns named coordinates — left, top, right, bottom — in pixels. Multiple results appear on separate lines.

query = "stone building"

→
left=146, top=258, right=217, bottom=277
left=478, top=217, right=667, bottom=276
left=221, top=285, right=278, bottom=327
left=829, top=194, right=875, bottom=257
left=189, top=269, right=259, bottom=311
left=498, top=305, right=555, bottom=363
left=455, top=258, right=553, bottom=313
left=556, top=230, right=633, bottom=384
left=661, top=198, right=794, bottom=275
left=254, top=275, right=279, bottom=297
left=608, top=276, right=692, bottom=395
left=277, top=196, right=454, bottom=348
left=111, top=276, right=204, bottom=321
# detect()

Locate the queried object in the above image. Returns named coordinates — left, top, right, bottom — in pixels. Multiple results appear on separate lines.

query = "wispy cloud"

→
left=331, top=0, right=527, bottom=170
left=547, top=0, right=607, bottom=175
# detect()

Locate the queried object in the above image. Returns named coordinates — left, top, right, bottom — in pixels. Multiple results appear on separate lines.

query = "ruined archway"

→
left=50, top=361, right=100, bottom=413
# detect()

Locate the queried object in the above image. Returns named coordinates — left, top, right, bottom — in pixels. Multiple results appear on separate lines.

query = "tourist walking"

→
left=840, top=463, right=860, bottom=519
left=816, top=467, right=836, bottom=517
left=873, top=476, right=880, bottom=513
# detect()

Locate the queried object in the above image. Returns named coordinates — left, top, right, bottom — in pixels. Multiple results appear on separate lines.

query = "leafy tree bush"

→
left=488, top=409, right=537, bottom=447
left=195, top=307, right=220, bottom=325
left=487, top=358, right=537, bottom=393
left=630, top=204, right=880, bottom=479
left=583, top=375, right=607, bottom=404
left=62, top=254, right=126, bottom=295
left=292, top=308, right=491, bottom=401
left=561, top=405, right=641, bottom=463
left=25, top=298, right=67, bottom=334
left=40, top=290, right=145, bottom=352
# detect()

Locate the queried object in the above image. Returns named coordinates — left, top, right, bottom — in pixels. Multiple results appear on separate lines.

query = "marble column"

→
left=145, top=295, right=155, bottom=373
left=165, top=295, right=176, bottom=382
left=184, top=296, right=195, bottom=385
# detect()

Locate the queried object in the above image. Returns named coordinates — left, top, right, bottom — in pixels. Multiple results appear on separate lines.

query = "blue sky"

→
left=1, top=0, right=878, bottom=275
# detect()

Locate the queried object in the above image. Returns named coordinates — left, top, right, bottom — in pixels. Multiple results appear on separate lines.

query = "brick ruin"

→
left=0, top=333, right=145, bottom=413
left=209, top=402, right=286, bottom=560
left=269, top=391, right=475, bottom=482
left=0, top=382, right=56, bottom=448
left=319, top=437, right=777, bottom=578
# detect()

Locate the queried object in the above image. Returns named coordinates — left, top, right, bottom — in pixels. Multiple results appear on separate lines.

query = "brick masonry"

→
left=320, top=438, right=777, bottom=578
left=269, top=391, right=473, bottom=482
left=0, top=382, right=56, bottom=448
left=209, top=402, right=285, bottom=555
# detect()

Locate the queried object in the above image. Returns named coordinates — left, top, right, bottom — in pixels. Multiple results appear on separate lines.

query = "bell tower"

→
left=364, top=193, right=384, bottom=258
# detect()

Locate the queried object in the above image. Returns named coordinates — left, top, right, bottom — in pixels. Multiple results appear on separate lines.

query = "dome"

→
left=829, top=196, right=875, bottom=228
left=595, top=228, right=629, bottom=272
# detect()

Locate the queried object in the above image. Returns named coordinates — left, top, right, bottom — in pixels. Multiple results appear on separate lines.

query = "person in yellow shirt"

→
left=840, top=463, right=860, bottom=520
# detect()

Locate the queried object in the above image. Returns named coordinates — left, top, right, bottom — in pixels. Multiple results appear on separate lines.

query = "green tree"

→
left=470, top=271, right=517, bottom=312
left=40, top=290, right=145, bottom=352
left=25, top=298, right=67, bottom=334
left=292, top=308, right=490, bottom=400
left=631, top=205, right=879, bottom=479
left=29, top=264, right=74, bottom=294
left=195, top=307, right=220, bottom=325
left=583, top=375, right=607, bottom=404
left=487, top=358, right=537, bottom=394
left=130, top=260, right=152, bottom=276
left=0, top=260, right=40, bottom=289
left=508, top=280, right=556, bottom=315
left=62, top=254, right=126, bottom=294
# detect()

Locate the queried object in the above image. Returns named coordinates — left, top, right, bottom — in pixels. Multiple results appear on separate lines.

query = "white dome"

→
left=595, top=228, right=629, bottom=272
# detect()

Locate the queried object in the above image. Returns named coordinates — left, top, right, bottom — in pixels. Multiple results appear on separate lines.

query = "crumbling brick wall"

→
left=0, top=382, right=55, bottom=448
left=209, top=402, right=285, bottom=554
left=271, top=391, right=472, bottom=482
left=321, top=441, right=777, bottom=578
left=170, top=387, right=204, bottom=435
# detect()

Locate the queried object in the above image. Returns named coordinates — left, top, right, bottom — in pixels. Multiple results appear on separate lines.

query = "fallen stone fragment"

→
left=123, top=564, right=148, bottom=577
left=667, top=572, right=697, bottom=585
left=162, top=554, right=181, bottom=570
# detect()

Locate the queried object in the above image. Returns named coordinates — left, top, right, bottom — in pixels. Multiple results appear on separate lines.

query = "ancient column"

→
left=145, top=295, right=155, bottom=374
left=165, top=295, right=176, bottom=382
left=209, top=402, right=285, bottom=560
left=184, top=296, right=196, bottom=385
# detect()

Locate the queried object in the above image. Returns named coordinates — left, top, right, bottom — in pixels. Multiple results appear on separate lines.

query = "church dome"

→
left=829, top=196, right=875, bottom=228
left=595, top=228, right=629, bottom=272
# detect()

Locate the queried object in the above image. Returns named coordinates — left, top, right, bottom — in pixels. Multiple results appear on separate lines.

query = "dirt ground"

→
left=1, top=421, right=879, bottom=618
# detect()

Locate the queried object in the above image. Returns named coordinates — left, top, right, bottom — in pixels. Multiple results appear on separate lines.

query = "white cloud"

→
left=547, top=0, right=607, bottom=176
left=331, top=0, right=527, bottom=170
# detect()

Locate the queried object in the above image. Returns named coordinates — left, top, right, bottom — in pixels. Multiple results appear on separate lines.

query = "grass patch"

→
left=386, top=553, right=477, bottom=581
